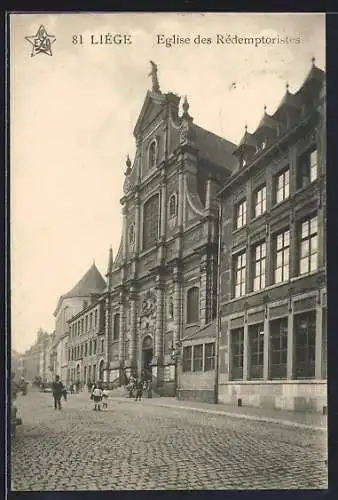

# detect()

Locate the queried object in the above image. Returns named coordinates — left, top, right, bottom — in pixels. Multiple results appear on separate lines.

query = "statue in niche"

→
left=169, top=297, right=174, bottom=320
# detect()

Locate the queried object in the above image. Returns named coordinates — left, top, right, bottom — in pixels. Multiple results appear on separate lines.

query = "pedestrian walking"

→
left=128, top=374, right=136, bottom=398
left=92, top=383, right=103, bottom=411
left=62, top=386, right=67, bottom=401
left=135, top=378, right=143, bottom=402
left=52, top=375, right=64, bottom=410
left=102, top=386, right=109, bottom=409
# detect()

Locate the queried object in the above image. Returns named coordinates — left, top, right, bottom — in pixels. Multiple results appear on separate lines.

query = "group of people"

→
left=90, top=381, right=109, bottom=411
left=127, top=375, right=151, bottom=401
left=51, top=372, right=152, bottom=411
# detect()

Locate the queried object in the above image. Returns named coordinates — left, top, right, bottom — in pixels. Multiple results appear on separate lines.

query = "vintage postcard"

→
left=10, top=12, right=326, bottom=491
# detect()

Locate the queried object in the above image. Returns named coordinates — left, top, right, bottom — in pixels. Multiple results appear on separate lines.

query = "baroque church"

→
left=103, top=62, right=237, bottom=394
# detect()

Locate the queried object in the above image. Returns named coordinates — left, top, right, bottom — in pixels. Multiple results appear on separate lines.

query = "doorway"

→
left=142, top=336, right=153, bottom=380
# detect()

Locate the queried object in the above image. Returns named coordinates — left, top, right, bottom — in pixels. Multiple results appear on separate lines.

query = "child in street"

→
left=102, top=386, right=109, bottom=409
left=92, top=383, right=103, bottom=411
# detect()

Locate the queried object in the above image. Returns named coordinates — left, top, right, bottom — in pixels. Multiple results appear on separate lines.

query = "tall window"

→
left=193, top=344, right=203, bottom=372
left=230, top=328, right=244, bottom=380
left=299, top=215, right=318, bottom=275
left=89, top=341, right=92, bottom=356
left=252, top=241, right=266, bottom=291
left=269, top=317, right=288, bottom=379
left=85, top=316, right=88, bottom=332
left=93, top=365, right=96, bottom=382
left=169, top=194, right=177, bottom=218
left=182, top=346, right=192, bottom=372
left=274, top=229, right=290, bottom=283
left=275, top=168, right=289, bottom=204
left=233, top=251, right=246, bottom=298
left=253, top=185, right=266, bottom=218
left=235, top=199, right=247, bottom=229
left=249, top=324, right=264, bottom=379
left=81, top=319, right=84, bottom=334
left=93, top=340, right=97, bottom=355
left=294, top=311, right=316, bottom=379
left=101, top=339, right=105, bottom=354
left=89, top=312, right=93, bottom=330
left=143, top=194, right=160, bottom=250
left=186, top=287, right=200, bottom=324
left=113, top=313, right=120, bottom=341
left=148, top=140, right=157, bottom=169
left=204, top=343, right=215, bottom=371
left=94, top=310, right=98, bottom=329
left=297, top=147, right=318, bottom=189
left=85, top=342, right=88, bottom=357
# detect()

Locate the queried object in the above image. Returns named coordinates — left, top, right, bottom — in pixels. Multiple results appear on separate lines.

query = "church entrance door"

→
left=142, top=336, right=153, bottom=381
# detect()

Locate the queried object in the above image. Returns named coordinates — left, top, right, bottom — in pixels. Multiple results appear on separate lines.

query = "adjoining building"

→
left=51, top=262, right=106, bottom=384
left=216, top=60, right=326, bottom=412
left=103, top=63, right=237, bottom=395
left=67, top=293, right=106, bottom=386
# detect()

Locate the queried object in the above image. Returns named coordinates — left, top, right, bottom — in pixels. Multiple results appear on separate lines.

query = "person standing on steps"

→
left=52, top=375, right=64, bottom=410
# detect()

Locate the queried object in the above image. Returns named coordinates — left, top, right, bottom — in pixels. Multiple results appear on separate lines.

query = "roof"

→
left=182, top=321, right=217, bottom=342
left=256, top=111, right=278, bottom=132
left=301, top=63, right=325, bottom=88
left=54, top=263, right=106, bottom=316
left=192, top=124, right=238, bottom=173
left=233, top=129, right=257, bottom=155
left=273, top=89, right=300, bottom=118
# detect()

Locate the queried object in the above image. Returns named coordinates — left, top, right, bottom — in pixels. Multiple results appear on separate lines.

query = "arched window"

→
left=113, top=313, right=120, bottom=341
left=148, top=140, right=157, bottom=169
left=187, top=286, right=200, bottom=324
left=169, top=194, right=177, bottom=218
left=143, top=194, right=159, bottom=250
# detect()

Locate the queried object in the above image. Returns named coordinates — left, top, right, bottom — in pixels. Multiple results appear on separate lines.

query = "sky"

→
left=10, top=12, right=325, bottom=353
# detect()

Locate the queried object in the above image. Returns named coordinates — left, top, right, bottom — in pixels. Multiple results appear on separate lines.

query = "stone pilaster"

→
left=287, top=298, right=294, bottom=379
left=104, top=294, right=112, bottom=380
left=245, top=230, right=251, bottom=294
left=153, top=276, right=165, bottom=388
left=118, top=291, right=126, bottom=364
left=200, top=256, right=208, bottom=326
left=243, top=320, right=248, bottom=381
left=135, top=192, right=140, bottom=255
left=160, top=178, right=167, bottom=240
left=129, top=287, right=138, bottom=373
left=315, top=298, right=323, bottom=379
left=177, top=162, right=184, bottom=230
left=154, top=278, right=164, bottom=360
left=173, top=264, right=182, bottom=345
left=122, top=204, right=128, bottom=262
left=263, top=308, right=270, bottom=381
left=289, top=209, right=297, bottom=279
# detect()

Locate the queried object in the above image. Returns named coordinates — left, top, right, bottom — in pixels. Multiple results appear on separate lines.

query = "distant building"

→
left=216, top=60, right=326, bottom=412
left=21, top=329, right=53, bottom=381
left=52, top=262, right=106, bottom=383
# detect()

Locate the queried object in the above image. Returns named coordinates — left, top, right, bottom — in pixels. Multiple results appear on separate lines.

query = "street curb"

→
left=118, top=398, right=326, bottom=432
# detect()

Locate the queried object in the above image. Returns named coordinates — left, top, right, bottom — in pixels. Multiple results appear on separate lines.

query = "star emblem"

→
left=25, top=25, right=56, bottom=57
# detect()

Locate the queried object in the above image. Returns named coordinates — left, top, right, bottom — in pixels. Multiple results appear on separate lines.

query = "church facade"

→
left=103, top=64, right=237, bottom=394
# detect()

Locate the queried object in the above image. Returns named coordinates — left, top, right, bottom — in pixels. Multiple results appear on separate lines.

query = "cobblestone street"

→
left=11, top=390, right=327, bottom=491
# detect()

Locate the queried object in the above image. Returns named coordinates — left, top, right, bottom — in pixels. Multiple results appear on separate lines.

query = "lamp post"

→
left=169, top=340, right=182, bottom=399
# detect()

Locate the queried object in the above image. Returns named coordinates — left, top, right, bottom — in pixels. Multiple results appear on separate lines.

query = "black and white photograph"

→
left=9, top=12, right=326, bottom=491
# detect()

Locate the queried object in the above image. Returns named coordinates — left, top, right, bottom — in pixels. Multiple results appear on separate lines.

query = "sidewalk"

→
left=116, top=394, right=327, bottom=431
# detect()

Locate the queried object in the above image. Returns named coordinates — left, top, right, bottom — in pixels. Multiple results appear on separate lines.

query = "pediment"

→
left=133, top=91, right=166, bottom=138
